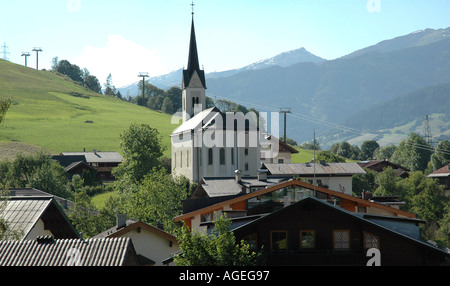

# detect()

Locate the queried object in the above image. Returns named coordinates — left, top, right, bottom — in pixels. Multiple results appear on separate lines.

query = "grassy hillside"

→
left=0, top=59, right=179, bottom=160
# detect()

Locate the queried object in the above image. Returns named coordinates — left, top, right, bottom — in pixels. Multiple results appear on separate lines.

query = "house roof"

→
left=232, top=196, right=450, bottom=257
left=358, top=160, right=410, bottom=171
left=60, top=151, right=123, bottom=163
left=94, top=219, right=178, bottom=244
left=7, top=188, right=74, bottom=212
left=261, top=136, right=299, bottom=154
left=193, top=176, right=287, bottom=198
left=174, top=179, right=416, bottom=223
left=52, top=155, right=87, bottom=167
left=65, top=160, right=95, bottom=173
left=171, top=106, right=219, bottom=135
left=262, top=162, right=366, bottom=176
left=0, top=236, right=138, bottom=266
left=428, top=163, right=450, bottom=177
left=0, top=194, right=79, bottom=239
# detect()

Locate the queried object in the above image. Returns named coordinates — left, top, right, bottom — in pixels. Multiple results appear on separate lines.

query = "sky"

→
left=1, top=0, right=450, bottom=87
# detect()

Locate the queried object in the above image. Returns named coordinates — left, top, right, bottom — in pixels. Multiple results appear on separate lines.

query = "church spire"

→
left=187, top=15, right=200, bottom=73
left=183, top=4, right=206, bottom=89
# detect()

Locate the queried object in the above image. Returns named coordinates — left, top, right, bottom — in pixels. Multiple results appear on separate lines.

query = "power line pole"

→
left=32, top=47, right=43, bottom=70
left=138, top=72, right=149, bottom=97
left=279, top=108, right=291, bottom=143
left=1, top=42, right=10, bottom=61
left=422, top=115, right=435, bottom=146
left=22, top=52, right=30, bottom=67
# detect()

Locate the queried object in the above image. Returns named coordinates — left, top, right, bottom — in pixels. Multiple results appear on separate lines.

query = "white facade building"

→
left=171, top=15, right=260, bottom=182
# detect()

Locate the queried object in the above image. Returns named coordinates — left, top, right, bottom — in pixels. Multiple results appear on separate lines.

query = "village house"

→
left=261, top=162, right=366, bottom=195
left=94, top=214, right=180, bottom=266
left=427, top=163, right=450, bottom=196
left=175, top=179, right=416, bottom=232
left=228, top=196, right=450, bottom=266
left=358, top=159, right=410, bottom=178
left=260, top=135, right=299, bottom=164
left=0, top=191, right=79, bottom=240
left=54, top=150, right=123, bottom=182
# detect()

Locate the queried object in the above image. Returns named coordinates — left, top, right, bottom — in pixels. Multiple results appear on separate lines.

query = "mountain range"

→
left=119, top=27, right=450, bottom=148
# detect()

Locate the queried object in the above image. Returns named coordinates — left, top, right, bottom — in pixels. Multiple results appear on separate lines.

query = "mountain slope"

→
left=205, top=35, right=450, bottom=146
left=328, top=82, right=450, bottom=146
left=117, top=47, right=325, bottom=96
left=344, top=27, right=450, bottom=59
left=0, top=59, right=177, bottom=158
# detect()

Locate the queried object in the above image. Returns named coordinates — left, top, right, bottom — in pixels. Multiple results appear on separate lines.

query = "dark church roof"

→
left=182, top=16, right=206, bottom=89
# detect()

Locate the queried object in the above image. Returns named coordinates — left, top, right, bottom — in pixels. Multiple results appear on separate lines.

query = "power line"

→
left=206, top=92, right=450, bottom=155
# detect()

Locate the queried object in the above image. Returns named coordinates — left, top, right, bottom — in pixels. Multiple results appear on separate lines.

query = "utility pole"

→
left=138, top=72, right=149, bottom=98
left=423, top=115, right=435, bottom=146
left=32, top=47, right=43, bottom=70
left=21, top=52, right=30, bottom=67
left=1, top=42, right=10, bottom=61
left=279, top=108, right=291, bottom=143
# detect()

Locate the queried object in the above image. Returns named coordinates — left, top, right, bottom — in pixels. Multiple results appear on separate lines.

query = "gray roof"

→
left=60, top=151, right=123, bottom=163
left=7, top=188, right=74, bottom=212
left=1, top=196, right=52, bottom=237
left=263, top=162, right=366, bottom=176
left=0, top=236, right=138, bottom=266
left=0, top=194, right=79, bottom=239
left=196, top=177, right=286, bottom=198
left=201, top=178, right=245, bottom=197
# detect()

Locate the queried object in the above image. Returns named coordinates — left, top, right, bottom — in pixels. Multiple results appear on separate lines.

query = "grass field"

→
left=0, top=59, right=179, bottom=160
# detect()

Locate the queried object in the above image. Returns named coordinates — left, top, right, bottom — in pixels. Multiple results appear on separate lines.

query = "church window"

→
left=208, top=148, right=213, bottom=165
left=187, top=150, right=190, bottom=167
left=220, top=148, right=225, bottom=165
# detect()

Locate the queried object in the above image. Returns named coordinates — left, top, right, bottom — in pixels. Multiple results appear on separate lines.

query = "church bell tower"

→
left=182, top=10, right=206, bottom=123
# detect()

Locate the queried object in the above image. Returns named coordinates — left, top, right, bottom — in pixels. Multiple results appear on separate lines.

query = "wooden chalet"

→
left=175, top=179, right=416, bottom=231
left=358, top=159, right=410, bottom=178
left=228, top=197, right=450, bottom=266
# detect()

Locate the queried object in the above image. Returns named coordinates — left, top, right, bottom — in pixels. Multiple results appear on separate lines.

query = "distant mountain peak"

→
left=244, top=47, right=325, bottom=71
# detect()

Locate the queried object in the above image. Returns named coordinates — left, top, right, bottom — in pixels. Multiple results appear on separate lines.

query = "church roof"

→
left=182, top=16, right=206, bottom=89
left=171, top=106, right=259, bottom=136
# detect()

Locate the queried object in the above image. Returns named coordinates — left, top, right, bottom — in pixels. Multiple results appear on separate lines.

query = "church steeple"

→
left=183, top=14, right=206, bottom=89
left=182, top=6, right=206, bottom=122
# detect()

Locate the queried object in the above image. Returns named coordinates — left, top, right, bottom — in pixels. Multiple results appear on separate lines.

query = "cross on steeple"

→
left=191, top=1, right=195, bottom=15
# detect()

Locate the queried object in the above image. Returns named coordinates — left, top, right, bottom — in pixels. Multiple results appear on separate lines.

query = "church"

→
left=170, top=13, right=261, bottom=182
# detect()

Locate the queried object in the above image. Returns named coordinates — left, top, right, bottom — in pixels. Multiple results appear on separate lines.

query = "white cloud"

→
left=74, top=35, right=168, bottom=87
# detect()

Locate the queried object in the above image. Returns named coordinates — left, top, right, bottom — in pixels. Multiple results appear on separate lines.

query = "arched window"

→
left=220, top=148, right=225, bottom=165
left=208, top=148, right=213, bottom=165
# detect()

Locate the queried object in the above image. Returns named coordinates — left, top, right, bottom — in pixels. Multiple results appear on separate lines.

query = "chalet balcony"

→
left=266, top=250, right=367, bottom=266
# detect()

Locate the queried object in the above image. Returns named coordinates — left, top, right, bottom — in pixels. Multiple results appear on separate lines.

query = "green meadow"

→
left=0, top=59, right=179, bottom=160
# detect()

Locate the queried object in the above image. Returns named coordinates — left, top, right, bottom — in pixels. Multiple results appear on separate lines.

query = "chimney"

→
left=116, top=214, right=127, bottom=229
left=235, top=170, right=242, bottom=182
left=362, top=191, right=373, bottom=201
left=257, top=169, right=268, bottom=181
